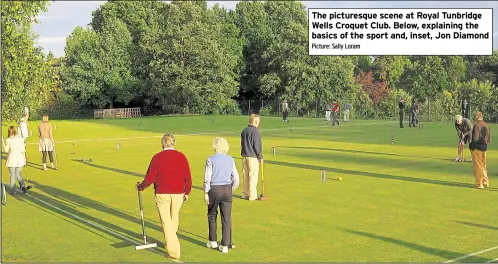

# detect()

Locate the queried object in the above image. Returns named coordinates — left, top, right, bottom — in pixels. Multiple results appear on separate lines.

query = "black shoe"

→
left=22, top=187, right=27, bottom=194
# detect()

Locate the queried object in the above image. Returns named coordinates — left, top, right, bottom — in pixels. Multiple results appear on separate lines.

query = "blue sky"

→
left=33, top=1, right=498, bottom=57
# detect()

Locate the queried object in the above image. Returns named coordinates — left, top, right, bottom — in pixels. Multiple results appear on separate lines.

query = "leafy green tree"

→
left=137, top=1, right=242, bottom=114
left=235, top=1, right=273, bottom=100
left=63, top=18, right=136, bottom=108
left=372, top=56, right=409, bottom=88
left=1, top=0, right=54, bottom=120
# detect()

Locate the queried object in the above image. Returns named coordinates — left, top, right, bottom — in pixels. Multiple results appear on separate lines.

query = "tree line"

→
left=2, top=0, right=497, bottom=121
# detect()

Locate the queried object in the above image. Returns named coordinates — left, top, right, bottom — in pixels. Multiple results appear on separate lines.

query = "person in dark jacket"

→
left=240, top=114, right=263, bottom=201
left=409, top=100, right=418, bottom=128
left=398, top=99, right=405, bottom=128
left=461, top=99, right=469, bottom=119
left=469, top=112, right=491, bottom=188
left=204, top=137, right=240, bottom=253
left=454, top=115, right=473, bottom=162
left=136, top=133, right=192, bottom=261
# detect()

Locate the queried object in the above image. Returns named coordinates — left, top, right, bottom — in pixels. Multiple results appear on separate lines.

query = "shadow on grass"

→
left=344, top=229, right=491, bottom=262
left=457, top=221, right=498, bottom=231
left=72, top=159, right=206, bottom=193
left=72, top=159, right=144, bottom=177
left=21, top=180, right=206, bottom=251
left=260, top=159, right=497, bottom=191
left=275, top=146, right=450, bottom=162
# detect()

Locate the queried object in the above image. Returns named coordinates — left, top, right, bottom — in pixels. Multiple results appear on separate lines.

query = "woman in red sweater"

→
left=136, top=133, right=192, bottom=261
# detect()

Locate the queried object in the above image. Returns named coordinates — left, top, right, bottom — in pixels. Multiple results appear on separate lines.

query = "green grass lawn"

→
left=1, top=115, right=497, bottom=262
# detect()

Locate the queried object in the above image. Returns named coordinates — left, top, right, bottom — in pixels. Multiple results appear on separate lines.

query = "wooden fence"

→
left=94, top=108, right=141, bottom=119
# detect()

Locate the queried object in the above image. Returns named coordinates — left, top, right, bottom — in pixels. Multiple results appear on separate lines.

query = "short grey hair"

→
left=212, top=137, right=229, bottom=154
left=455, top=115, right=463, bottom=122
left=162, top=133, right=176, bottom=148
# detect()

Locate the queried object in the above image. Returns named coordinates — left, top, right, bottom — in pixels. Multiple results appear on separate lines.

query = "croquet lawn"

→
left=1, top=115, right=497, bottom=262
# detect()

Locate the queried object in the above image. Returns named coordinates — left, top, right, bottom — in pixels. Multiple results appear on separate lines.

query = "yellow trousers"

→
left=471, top=150, right=489, bottom=187
left=242, top=157, right=259, bottom=200
left=155, top=193, right=184, bottom=259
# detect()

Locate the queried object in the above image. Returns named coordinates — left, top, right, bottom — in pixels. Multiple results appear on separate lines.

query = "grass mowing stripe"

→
left=24, top=193, right=184, bottom=264
left=26, top=121, right=398, bottom=145
left=443, top=246, right=498, bottom=263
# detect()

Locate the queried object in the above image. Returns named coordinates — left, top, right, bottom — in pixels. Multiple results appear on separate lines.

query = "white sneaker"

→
left=219, top=245, right=228, bottom=254
left=51, top=163, right=55, bottom=168
left=207, top=241, right=218, bottom=248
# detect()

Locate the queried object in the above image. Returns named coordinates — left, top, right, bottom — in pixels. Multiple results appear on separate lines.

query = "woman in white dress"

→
left=18, top=112, right=29, bottom=158
left=17, top=112, right=29, bottom=140
left=2, top=126, right=27, bottom=195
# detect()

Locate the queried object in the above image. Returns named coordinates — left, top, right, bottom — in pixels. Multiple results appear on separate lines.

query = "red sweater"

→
left=332, top=103, right=340, bottom=113
left=137, top=149, right=192, bottom=195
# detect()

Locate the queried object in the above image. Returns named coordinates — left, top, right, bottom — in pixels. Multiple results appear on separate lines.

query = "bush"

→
left=39, top=92, right=93, bottom=120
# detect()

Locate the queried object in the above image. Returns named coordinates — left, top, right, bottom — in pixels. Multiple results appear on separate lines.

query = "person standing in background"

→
left=325, top=101, right=332, bottom=124
left=18, top=110, right=29, bottom=158
left=398, top=99, right=405, bottom=128
left=331, top=100, right=340, bottom=127
left=240, top=114, right=263, bottom=201
left=344, top=102, right=351, bottom=122
left=469, top=112, right=491, bottom=188
left=461, top=99, right=469, bottom=119
left=281, top=100, right=289, bottom=122
left=409, top=99, right=417, bottom=128
left=38, top=115, right=56, bottom=171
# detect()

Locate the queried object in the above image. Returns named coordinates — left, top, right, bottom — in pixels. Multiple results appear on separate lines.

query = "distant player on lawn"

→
left=409, top=99, right=418, bottom=128
left=325, top=101, right=332, bottom=124
left=331, top=100, right=340, bottom=126
left=343, top=102, right=351, bottom=122
left=281, top=100, right=289, bottom=122
left=454, top=115, right=473, bottom=162
left=398, top=99, right=405, bottom=128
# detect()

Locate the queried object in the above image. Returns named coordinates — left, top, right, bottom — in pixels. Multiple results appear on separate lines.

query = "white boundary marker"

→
left=25, top=193, right=184, bottom=263
left=443, top=246, right=498, bottom=263
left=26, top=121, right=398, bottom=145
left=485, top=258, right=498, bottom=263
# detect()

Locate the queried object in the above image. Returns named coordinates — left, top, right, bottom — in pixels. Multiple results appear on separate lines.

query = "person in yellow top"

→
left=38, top=115, right=56, bottom=171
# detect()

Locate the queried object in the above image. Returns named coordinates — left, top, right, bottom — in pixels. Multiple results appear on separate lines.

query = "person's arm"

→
left=463, top=125, right=472, bottom=137
left=203, top=158, right=213, bottom=193
left=38, top=125, right=42, bottom=138
left=21, top=138, right=26, bottom=153
left=49, top=124, right=54, bottom=142
left=183, top=156, right=192, bottom=196
left=137, top=156, right=158, bottom=191
left=472, top=124, right=480, bottom=143
left=252, top=131, right=263, bottom=161
left=487, top=125, right=491, bottom=144
left=3, top=139, right=9, bottom=153
left=231, top=158, right=240, bottom=192
left=455, top=124, right=462, bottom=140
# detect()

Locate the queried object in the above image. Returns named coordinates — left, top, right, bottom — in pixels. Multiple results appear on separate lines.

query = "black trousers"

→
left=207, top=184, right=232, bottom=246
left=282, top=110, right=288, bottom=121
left=42, top=151, right=54, bottom=163
left=399, top=110, right=404, bottom=128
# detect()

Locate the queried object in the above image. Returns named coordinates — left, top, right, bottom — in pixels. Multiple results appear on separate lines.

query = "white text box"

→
left=308, top=8, right=493, bottom=56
